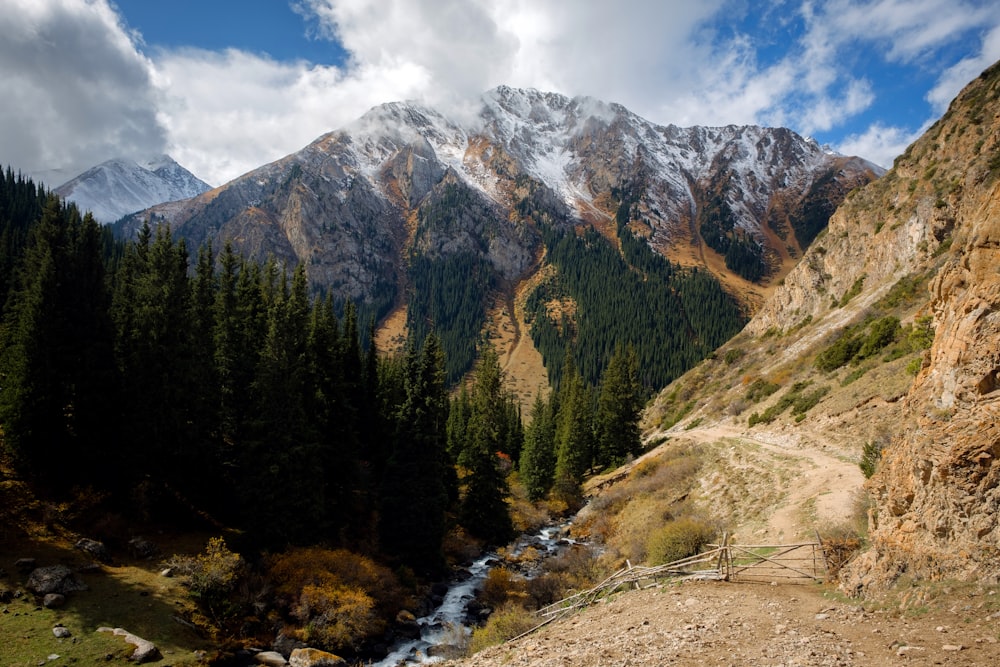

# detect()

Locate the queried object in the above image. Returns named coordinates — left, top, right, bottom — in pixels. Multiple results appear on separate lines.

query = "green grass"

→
left=0, top=538, right=214, bottom=667
left=0, top=594, right=133, bottom=667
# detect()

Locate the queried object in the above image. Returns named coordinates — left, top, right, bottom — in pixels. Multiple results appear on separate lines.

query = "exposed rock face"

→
left=854, top=128, right=1000, bottom=587
left=746, top=60, right=1000, bottom=590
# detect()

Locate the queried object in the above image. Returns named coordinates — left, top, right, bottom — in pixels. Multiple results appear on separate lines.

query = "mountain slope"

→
left=640, top=60, right=1000, bottom=591
left=115, top=88, right=879, bottom=390
left=55, top=155, right=211, bottom=223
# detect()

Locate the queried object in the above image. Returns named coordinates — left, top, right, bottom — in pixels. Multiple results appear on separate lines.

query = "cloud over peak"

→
left=2, top=0, right=998, bottom=185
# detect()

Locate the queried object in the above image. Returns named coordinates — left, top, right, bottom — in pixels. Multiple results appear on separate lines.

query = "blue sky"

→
left=2, top=0, right=999, bottom=186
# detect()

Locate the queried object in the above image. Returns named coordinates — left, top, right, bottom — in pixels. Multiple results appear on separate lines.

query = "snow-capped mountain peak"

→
left=54, top=155, right=211, bottom=223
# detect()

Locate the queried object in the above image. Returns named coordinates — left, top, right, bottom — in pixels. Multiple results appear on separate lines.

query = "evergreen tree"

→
left=189, top=243, right=220, bottom=452
left=520, top=390, right=558, bottom=501
left=0, top=167, right=45, bottom=307
left=447, top=384, right=473, bottom=468
left=378, top=334, right=450, bottom=574
left=459, top=345, right=514, bottom=544
left=307, top=293, right=357, bottom=541
left=241, top=264, right=325, bottom=545
left=594, top=344, right=644, bottom=469
left=0, top=198, right=115, bottom=488
left=113, top=224, right=207, bottom=499
left=553, top=352, right=594, bottom=502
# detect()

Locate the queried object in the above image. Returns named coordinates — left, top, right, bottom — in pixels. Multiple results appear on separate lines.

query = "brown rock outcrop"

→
left=840, top=61, right=1000, bottom=591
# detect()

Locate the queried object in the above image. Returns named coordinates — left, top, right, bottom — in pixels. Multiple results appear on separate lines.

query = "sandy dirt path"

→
left=653, top=422, right=864, bottom=541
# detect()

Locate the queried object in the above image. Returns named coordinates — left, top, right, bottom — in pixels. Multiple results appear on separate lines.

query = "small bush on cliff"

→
left=859, top=440, right=886, bottom=479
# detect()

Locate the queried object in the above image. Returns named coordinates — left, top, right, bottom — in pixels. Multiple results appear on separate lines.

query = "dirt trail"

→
left=658, top=422, right=863, bottom=541
left=447, top=579, right=1000, bottom=667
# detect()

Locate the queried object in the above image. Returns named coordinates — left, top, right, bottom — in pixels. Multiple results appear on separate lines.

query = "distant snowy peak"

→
left=55, top=155, right=211, bottom=223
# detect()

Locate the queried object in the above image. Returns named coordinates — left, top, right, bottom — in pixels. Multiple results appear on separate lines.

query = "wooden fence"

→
left=515, top=534, right=829, bottom=641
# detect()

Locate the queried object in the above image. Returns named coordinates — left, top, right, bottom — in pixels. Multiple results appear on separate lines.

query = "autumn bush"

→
left=266, top=547, right=404, bottom=654
left=645, top=517, right=716, bottom=565
left=479, top=567, right=528, bottom=609
left=586, top=446, right=704, bottom=563
left=468, top=602, right=538, bottom=654
left=165, top=536, right=247, bottom=623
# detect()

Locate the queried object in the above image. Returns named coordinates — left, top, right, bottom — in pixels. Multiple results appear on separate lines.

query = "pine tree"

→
left=189, top=243, right=220, bottom=453
left=553, top=351, right=594, bottom=503
left=307, top=293, right=357, bottom=540
left=113, top=224, right=204, bottom=497
left=594, top=344, right=643, bottom=469
left=520, top=390, right=558, bottom=501
left=0, top=198, right=116, bottom=488
left=378, top=334, right=450, bottom=574
left=241, top=264, right=325, bottom=545
left=447, top=384, right=472, bottom=467
left=459, top=345, right=514, bottom=544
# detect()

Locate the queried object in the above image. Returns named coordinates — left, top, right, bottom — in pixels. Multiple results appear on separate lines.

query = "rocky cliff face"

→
left=118, top=87, right=878, bottom=313
left=738, top=60, right=1000, bottom=589
left=843, top=63, right=1000, bottom=590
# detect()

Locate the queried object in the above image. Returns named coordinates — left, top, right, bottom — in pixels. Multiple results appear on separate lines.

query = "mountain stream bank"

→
left=374, top=523, right=580, bottom=666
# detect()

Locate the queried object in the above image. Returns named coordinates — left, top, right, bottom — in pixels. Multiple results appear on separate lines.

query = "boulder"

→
left=395, top=609, right=421, bottom=639
left=288, top=647, right=346, bottom=667
left=53, top=625, right=71, bottom=638
left=26, top=566, right=87, bottom=596
left=75, top=538, right=110, bottom=563
left=127, top=537, right=159, bottom=560
left=43, top=593, right=66, bottom=608
left=254, top=651, right=289, bottom=666
left=272, top=632, right=306, bottom=657
left=97, top=627, right=161, bottom=663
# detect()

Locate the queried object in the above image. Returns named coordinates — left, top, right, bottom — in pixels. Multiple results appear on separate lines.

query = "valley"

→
left=1, top=48, right=999, bottom=667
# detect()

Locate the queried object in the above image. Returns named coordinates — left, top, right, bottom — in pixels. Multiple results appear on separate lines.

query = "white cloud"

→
left=3, top=0, right=999, bottom=186
left=0, top=0, right=166, bottom=182
left=798, top=78, right=875, bottom=134
left=820, top=0, right=999, bottom=63
left=152, top=48, right=435, bottom=184
left=835, top=122, right=924, bottom=169
left=926, top=23, right=1000, bottom=112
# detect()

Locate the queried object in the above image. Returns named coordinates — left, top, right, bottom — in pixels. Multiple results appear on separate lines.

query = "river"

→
left=373, top=523, right=577, bottom=666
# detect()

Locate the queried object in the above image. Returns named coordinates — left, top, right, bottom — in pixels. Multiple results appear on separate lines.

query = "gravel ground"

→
left=445, top=581, right=1000, bottom=667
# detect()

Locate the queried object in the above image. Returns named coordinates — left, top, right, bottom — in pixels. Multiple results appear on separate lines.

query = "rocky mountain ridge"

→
left=118, top=87, right=879, bottom=313
left=55, top=154, right=210, bottom=223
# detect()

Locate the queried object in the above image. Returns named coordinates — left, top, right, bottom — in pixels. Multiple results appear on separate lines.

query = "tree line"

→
left=0, top=171, right=644, bottom=578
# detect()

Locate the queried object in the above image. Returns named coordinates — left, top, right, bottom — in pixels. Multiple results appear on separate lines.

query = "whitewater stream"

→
left=373, top=524, right=576, bottom=666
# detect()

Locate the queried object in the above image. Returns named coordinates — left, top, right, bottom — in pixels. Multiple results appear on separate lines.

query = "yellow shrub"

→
left=294, top=584, right=378, bottom=652
left=646, top=518, right=715, bottom=565
left=479, top=567, right=527, bottom=609
left=468, top=603, right=538, bottom=654
left=266, top=547, right=402, bottom=653
left=190, top=537, right=244, bottom=596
